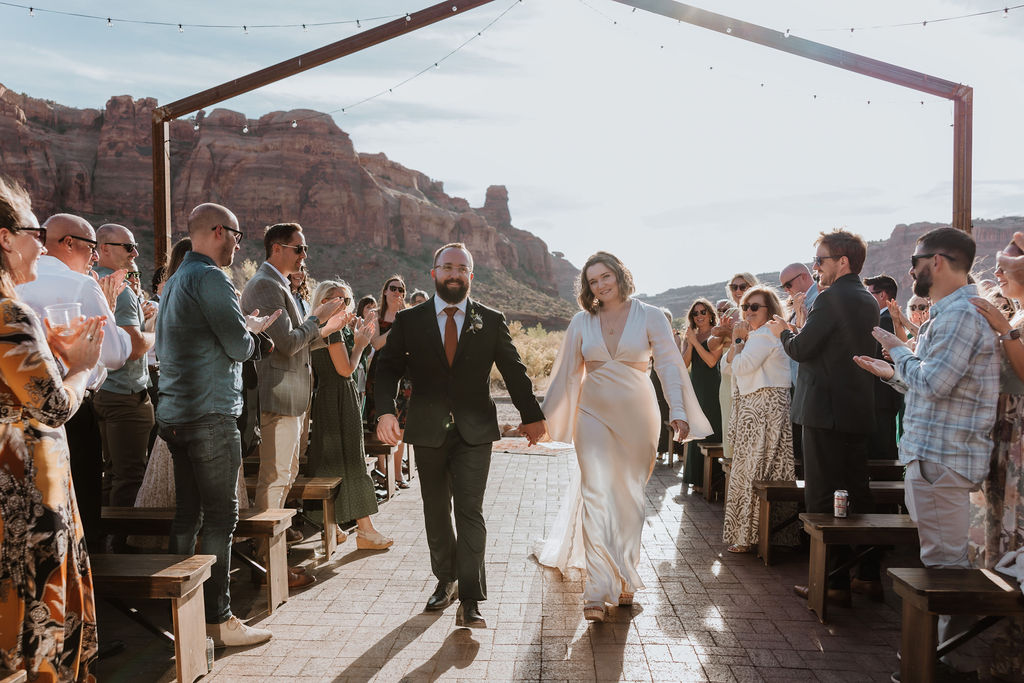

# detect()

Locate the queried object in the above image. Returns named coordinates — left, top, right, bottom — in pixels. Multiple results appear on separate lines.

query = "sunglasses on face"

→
left=63, top=234, right=98, bottom=253
left=741, top=302, right=767, bottom=312
left=8, top=226, right=47, bottom=244
left=781, top=276, right=801, bottom=290
left=213, top=224, right=244, bottom=242
left=387, top=284, right=405, bottom=294
left=909, top=304, right=930, bottom=312
left=693, top=309, right=709, bottom=316
left=278, top=243, right=307, bottom=255
left=910, top=252, right=955, bottom=269
left=126, top=271, right=141, bottom=279
left=812, top=255, right=839, bottom=266
left=104, top=241, right=139, bottom=253
left=729, top=282, right=749, bottom=292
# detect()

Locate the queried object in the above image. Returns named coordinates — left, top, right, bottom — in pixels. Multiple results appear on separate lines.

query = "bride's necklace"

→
left=600, top=302, right=630, bottom=335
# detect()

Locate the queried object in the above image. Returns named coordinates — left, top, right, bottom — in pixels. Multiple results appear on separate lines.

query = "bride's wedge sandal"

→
left=583, top=602, right=607, bottom=622
left=618, top=580, right=634, bottom=606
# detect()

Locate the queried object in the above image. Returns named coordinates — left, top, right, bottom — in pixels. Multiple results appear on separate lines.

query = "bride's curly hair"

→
left=577, top=251, right=635, bottom=313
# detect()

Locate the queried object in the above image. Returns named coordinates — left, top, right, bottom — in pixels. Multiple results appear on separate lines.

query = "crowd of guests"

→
left=669, top=227, right=1024, bottom=680
left=0, top=179, right=438, bottom=680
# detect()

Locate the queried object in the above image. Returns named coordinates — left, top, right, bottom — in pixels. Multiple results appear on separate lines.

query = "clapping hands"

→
left=245, top=308, right=283, bottom=334
left=766, top=315, right=793, bottom=338
left=352, top=310, right=378, bottom=346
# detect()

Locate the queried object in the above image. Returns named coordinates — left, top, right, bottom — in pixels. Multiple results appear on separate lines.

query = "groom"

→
left=376, top=242, right=547, bottom=628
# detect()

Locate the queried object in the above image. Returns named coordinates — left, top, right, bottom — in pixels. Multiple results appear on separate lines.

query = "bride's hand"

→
left=670, top=420, right=689, bottom=441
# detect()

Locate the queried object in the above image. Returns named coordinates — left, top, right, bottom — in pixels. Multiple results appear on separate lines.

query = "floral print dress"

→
left=0, top=298, right=97, bottom=682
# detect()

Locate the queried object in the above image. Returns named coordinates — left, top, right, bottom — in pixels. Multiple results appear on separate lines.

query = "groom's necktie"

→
left=444, top=306, right=459, bottom=366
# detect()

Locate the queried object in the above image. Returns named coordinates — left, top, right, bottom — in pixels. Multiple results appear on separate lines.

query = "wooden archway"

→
left=151, top=0, right=972, bottom=264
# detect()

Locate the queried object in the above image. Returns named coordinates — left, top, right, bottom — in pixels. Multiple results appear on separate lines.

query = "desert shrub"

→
left=490, top=321, right=565, bottom=393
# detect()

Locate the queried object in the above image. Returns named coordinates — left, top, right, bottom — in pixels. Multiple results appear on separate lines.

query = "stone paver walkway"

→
left=98, top=447, right=915, bottom=682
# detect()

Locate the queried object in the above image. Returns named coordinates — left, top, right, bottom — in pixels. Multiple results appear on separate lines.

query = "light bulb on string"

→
left=1005, top=7, right=1010, bottom=18
left=291, top=120, right=297, bottom=128
left=178, top=24, right=183, bottom=33
left=434, top=62, right=440, bottom=68
left=356, top=20, right=361, bottom=28
left=191, top=117, right=198, bottom=131
left=243, top=25, right=248, bottom=34
left=726, top=27, right=732, bottom=33
left=784, top=28, right=790, bottom=37
left=302, top=24, right=308, bottom=31
left=242, top=124, right=249, bottom=134
left=405, top=13, right=411, bottom=21
left=107, top=18, right=112, bottom=27
left=28, top=7, right=34, bottom=17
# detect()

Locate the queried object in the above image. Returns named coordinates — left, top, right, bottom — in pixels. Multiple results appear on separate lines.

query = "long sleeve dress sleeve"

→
left=541, top=312, right=586, bottom=443
left=646, top=306, right=714, bottom=441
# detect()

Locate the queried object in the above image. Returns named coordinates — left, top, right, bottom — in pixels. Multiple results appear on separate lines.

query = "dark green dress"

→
left=682, top=338, right=723, bottom=486
left=308, top=329, right=378, bottom=524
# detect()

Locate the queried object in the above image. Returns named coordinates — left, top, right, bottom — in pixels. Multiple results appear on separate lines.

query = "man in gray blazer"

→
left=240, top=223, right=344, bottom=532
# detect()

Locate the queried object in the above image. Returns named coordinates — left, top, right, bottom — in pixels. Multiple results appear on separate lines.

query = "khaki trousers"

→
left=255, top=412, right=303, bottom=510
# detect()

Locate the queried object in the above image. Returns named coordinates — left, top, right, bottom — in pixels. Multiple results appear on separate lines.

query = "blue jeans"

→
left=159, top=414, right=240, bottom=624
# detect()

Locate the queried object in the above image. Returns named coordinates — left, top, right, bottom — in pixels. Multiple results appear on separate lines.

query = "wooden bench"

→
left=869, top=459, right=905, bottom=481
left=101, top=507, right=295, bottom=613
left=698, top=442, right=724, bottom=501
left=364, top=432, right=414, bottom=501
left=752, top=480, right=908, bottom=566
left=91, top=554, right=215, bottom=683
left=242, top=454, right=306, bottom=477
left=799, top=513, right=919, bottom=623
left=244, top=477, right=342, bottom=558
left=0, top=670, right=27, bottom=683
left=889, top=567, right=1024, bottom=683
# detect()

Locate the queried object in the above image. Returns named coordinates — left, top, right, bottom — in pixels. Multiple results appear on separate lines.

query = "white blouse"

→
left=724, top=325, right=792, bottom=396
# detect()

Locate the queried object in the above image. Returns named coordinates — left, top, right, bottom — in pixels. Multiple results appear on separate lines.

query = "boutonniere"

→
left=468, top=309, right=484, bottom=334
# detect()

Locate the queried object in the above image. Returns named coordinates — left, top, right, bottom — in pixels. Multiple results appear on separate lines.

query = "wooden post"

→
left=614, top=0, right=973, bottom=232
left=151, top=119, right=171, bottom=266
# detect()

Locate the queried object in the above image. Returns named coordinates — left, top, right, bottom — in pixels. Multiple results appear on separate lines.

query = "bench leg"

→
left=757, top=498, right=772, bottom=566
left=171, top=585, right=208, bottom=683
left=806, top=536, right=829, bottom=624
left=406, top=444, right=415, bottom=483
left=386, top=446, right=397, bottom=500
left=322, top=497, right=338, bottom=558
left=703, top=453, right=713, bottom=502
left=900, top=602, right=937, bottom=683
left=266, top=530, right=288, bottom=613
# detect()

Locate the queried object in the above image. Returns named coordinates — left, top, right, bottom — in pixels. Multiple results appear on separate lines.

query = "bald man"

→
left=778, top=262, right=818, bottom=468
left=18, top=213, right=132, bottom=549
left=92, top=223, right=156, bottom=523
left=156, top=202, right=279, bottom=646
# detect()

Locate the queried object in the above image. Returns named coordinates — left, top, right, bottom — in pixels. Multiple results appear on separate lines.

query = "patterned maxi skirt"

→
left=723, top=386, right=799, bottom=547
left=968, top=392, right=1024, bottom=680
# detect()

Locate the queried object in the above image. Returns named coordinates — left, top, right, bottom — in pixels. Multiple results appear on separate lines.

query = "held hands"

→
left=245, top=308, right=283, bottom=334
left=970, top=296, right=1013, bottom=335
left=853, top=355, right=895, bottom=381
left=46, top=315, right=105, bottom=373
left=376, top=413, right=402, bottom=446
left=766, top=315, right=793, bottom=338
left=670, top=419, right=689, bottom=441
left=517, top=420, right=549, bottom=446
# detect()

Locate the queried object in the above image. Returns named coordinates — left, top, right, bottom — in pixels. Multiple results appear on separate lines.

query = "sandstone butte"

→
left=0, top=83, right=579, bottom=327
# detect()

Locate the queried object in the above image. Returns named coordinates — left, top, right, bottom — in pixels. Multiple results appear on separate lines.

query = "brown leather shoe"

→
left=851, top=578, right=884, bottom=601
left=288, top=569, right=316, bottom=589
left=792, top=584, right=852, bottom=607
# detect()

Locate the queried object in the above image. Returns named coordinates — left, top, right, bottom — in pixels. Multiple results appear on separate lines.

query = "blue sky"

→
left=1, top=0, right=1021, bottom=294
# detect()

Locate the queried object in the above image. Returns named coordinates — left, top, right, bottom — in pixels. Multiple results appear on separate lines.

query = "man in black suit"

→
left=864, top=275, right=904, bottom=460
left=376, top=242, right=547, bottom=628
left=767, top=229, right=880, bottom=603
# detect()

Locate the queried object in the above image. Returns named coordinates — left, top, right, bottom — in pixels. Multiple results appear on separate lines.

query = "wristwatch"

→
left=999, top=329, right=1021, bottom=341
left=734, top=338, right=744, bottom=345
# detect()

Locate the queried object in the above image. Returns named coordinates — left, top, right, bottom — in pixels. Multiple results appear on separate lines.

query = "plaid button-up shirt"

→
left=887, top=284, right=998, bottom=484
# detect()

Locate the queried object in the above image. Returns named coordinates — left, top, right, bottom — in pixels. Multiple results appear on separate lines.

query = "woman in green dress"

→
left=681, top=298, right=723, bottom=492
left=308, top=280, right=393, bottom=550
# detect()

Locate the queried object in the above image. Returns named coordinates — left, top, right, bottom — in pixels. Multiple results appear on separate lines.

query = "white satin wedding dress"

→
left=533, top=299, right=713, bottom=606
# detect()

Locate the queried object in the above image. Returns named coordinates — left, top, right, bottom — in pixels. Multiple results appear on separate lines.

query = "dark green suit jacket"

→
left=374, top=296, right=544, bottom=448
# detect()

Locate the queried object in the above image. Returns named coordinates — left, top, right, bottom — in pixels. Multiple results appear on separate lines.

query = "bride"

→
left=534, top=251, right=712, bottom=622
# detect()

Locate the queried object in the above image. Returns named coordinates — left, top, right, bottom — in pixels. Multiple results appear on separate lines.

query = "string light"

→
left=291, top=120, right=297, bottom=128
left=177, top=23, right=183, bottom=33
left=0, top=1, right=407, bottom=32
left=242, top=124, right=249, bottom=134
left=811, top=2, right=1022, bottom=32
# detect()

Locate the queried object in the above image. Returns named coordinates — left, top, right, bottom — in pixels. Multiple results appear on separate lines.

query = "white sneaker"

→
left=206, top=616, right=273, bottom=647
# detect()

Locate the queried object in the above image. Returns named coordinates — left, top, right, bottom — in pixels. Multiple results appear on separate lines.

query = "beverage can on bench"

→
left=834, top=490, right=849, bottom=518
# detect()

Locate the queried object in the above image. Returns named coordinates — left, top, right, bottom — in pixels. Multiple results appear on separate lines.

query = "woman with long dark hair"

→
left=680, top=297, right=723, bottom=492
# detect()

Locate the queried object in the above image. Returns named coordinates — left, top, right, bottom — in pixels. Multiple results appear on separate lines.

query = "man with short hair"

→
left=92, top=223, right=156, bottom=517
left=855, top=228, right=998, bottom=673
left=376, top=242, right=547, bottom=629
left=17, top=213, right=132, bottom=549
left=779, top=262, right=819, bottom=467
left=767, top=230, right=880, bottom=603
left=157, top=202, right=279, bottom=647
left=863, top=274, right=903, bottom=459
left=240, top=224, right=344, bottom=553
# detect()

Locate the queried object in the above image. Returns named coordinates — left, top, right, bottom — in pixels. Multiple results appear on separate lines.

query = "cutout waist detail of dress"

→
left=585, top=359, right=648, bottom=374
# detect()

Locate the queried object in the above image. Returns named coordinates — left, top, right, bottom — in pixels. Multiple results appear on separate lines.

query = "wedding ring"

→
left=86, top=335, right=94, bottom=341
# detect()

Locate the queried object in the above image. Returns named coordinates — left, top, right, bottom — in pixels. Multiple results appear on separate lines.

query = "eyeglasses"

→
left=277, top=242, right=308, bottom=255
left=435, top=264, right=472, bottom=276
left=8, top=226, right=47, bottom=244
left=717, top=306, right=730, bottom=314
left=781, top=275, right=802, bottom=290
left=126, top=271, right=141, bottom=279
left=61, top=234, right=98, bottom=253
left=103, top=241, right=139, bottom=253
left=729, top=282, right=750, bottom=292
left=812, top=255, right=840, bottom=266
left=1000, top=303, right=1015, bottom=313
left=909, top=304, right=930, bottom=312
left=387, top=284, right=406, bottom=294
left=213, top=224, right=243, bottom=242
left=741, top=302, right=767, bottom=312
left=910, top=252, right=955, bottom=269
left=693, top=309, right=709, bottom=316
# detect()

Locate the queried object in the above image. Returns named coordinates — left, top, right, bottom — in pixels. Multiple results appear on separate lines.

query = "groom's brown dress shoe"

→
left=455, top=601, right=486, bottom=628
left=425, top=580, right=457, bottom=611
left=793, top=584, right=852, bottom=607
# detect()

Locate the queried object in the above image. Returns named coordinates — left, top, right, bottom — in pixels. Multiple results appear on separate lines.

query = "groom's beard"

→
left=435, top=276, right=469, bottom=304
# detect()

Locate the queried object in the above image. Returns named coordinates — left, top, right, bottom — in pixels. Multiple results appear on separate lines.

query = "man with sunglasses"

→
left=16, top=213, right=133, bottom=551
left=240, top=223, right=346, bottom=565
left=90, top=224, right=156, bottom=534
left=778, top=262, right=819, bottom=467
left=863, top=275, right=904, bottom=462
left=767, top=229, right=880, bottom=606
